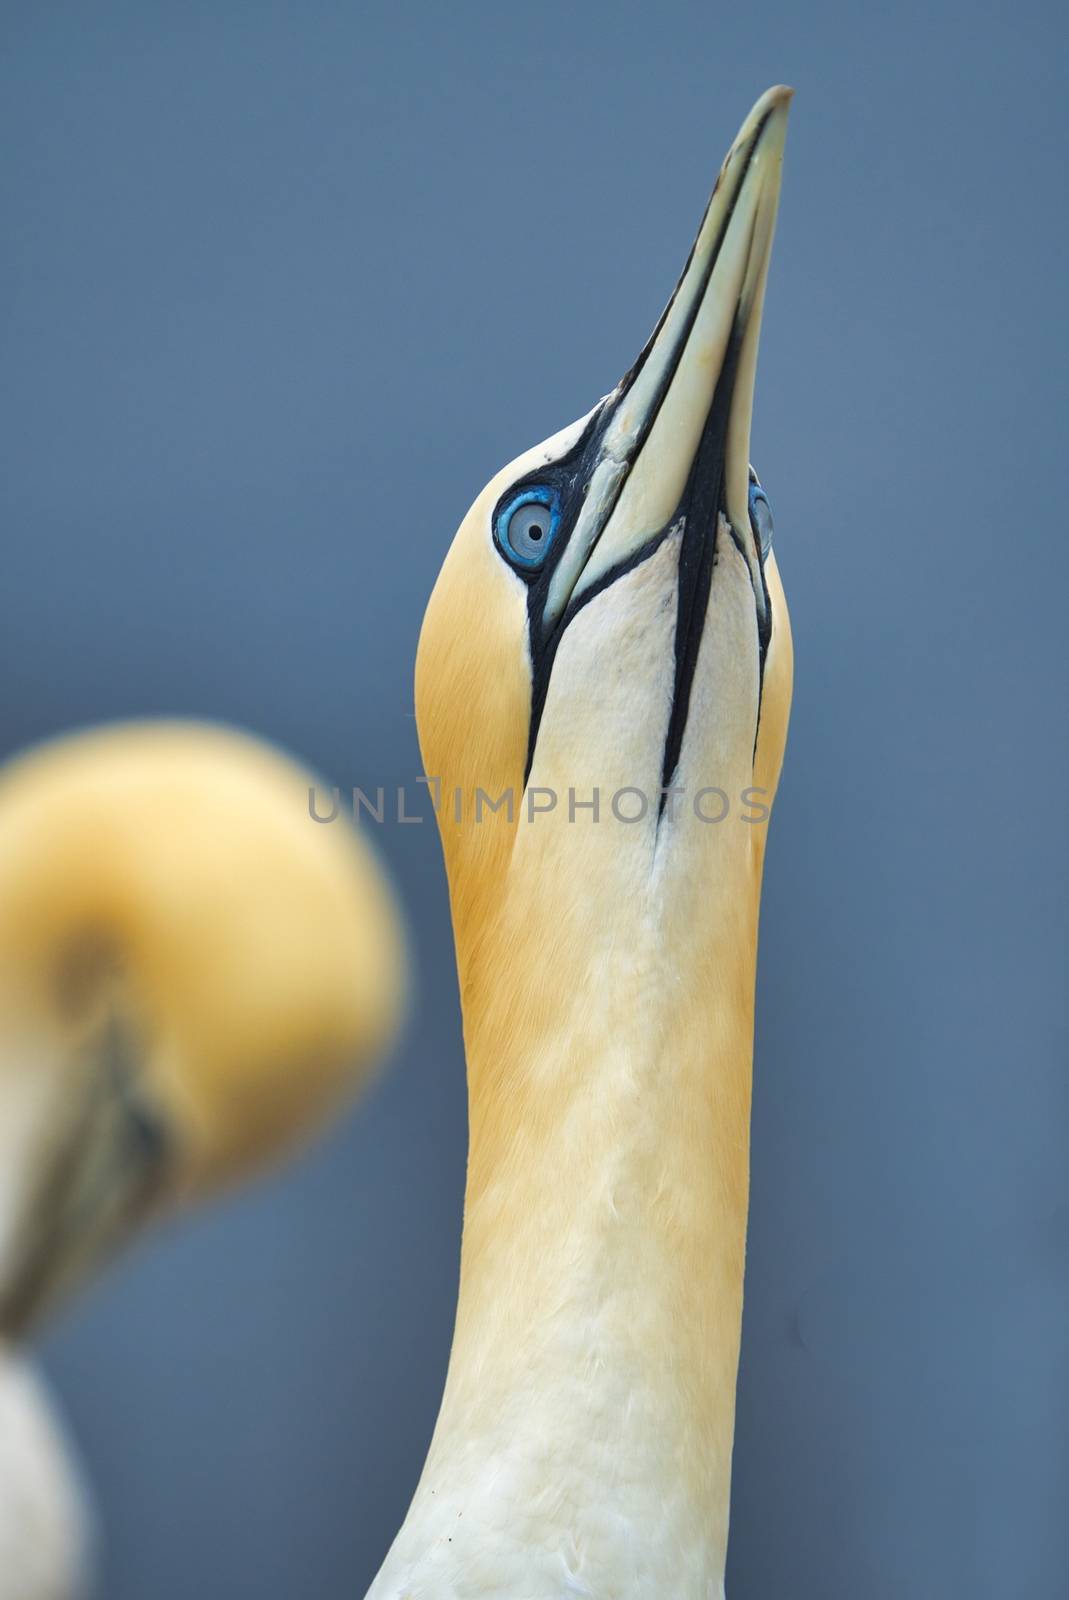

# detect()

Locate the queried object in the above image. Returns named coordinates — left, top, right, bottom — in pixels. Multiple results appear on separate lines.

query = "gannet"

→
left=0, top=1351, right=92, bottom=1600
left=0, top=721, right=406, bottom=1599
left=368, top=86, right=793, bottom=1599
left=0, top=720, right=406, bottom=1337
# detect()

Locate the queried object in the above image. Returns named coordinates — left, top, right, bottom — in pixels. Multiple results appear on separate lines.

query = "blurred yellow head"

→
left=0, top=722, right=406, bottom=1336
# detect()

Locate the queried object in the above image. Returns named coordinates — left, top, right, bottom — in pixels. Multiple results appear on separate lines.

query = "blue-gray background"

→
left=2, top=2, right=1067, bottom=1596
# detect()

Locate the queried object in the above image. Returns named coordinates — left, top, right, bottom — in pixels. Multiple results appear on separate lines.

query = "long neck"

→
left=370, top=863, right=760, bottom=1600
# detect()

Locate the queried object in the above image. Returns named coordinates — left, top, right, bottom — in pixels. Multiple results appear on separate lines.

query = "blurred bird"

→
left=0, top=720, right=407, bottom=1596
left=368, top=88, right=792, bottom=1598
left=0, top=1351, right=92, bottom=1600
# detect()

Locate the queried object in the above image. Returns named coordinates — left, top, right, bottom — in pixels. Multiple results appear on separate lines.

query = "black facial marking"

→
left=490, top=405, right=618, bottom=782
left=0, top=1009, right=172, bottom=1340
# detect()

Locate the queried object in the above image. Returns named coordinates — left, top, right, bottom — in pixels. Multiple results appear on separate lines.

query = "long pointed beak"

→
left=0, top=1014, right=172, bottom=1340
left=543, top=85, right=791, bottom=631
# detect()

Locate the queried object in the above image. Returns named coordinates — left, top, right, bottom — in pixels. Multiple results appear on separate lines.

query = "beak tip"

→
left=755, top=86, right=794, bottom=131
left=729, top=87, right=792, bottom=171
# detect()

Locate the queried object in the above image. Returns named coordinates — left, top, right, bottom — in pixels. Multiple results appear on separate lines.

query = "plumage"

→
left=0, top=1350, right=92, bottom=1600
left=368, top=87, right=793, bottom=1598
left=0, top=720, right=407, bottom=1595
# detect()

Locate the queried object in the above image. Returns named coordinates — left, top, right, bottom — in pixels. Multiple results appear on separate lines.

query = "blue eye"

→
left=496, top=487, right=561, bottom=570
left=748, top=479, right=774, bottom=560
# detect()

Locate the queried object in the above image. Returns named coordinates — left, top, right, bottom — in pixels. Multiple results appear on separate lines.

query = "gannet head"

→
left=0, top=722, right=406, bottom=1338
left=416, top=89, right=793, bottom=1023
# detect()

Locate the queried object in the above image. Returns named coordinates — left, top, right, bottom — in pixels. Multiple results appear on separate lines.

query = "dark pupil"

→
left=529, top=522, right=544, bottom=541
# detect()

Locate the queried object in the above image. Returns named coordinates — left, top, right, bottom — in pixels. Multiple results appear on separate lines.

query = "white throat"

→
left=367, top=899, right=758, bottom=1600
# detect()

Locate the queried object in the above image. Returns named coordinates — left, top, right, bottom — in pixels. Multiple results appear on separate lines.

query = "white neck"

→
left=368, top=906, right=757, bottom=1600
